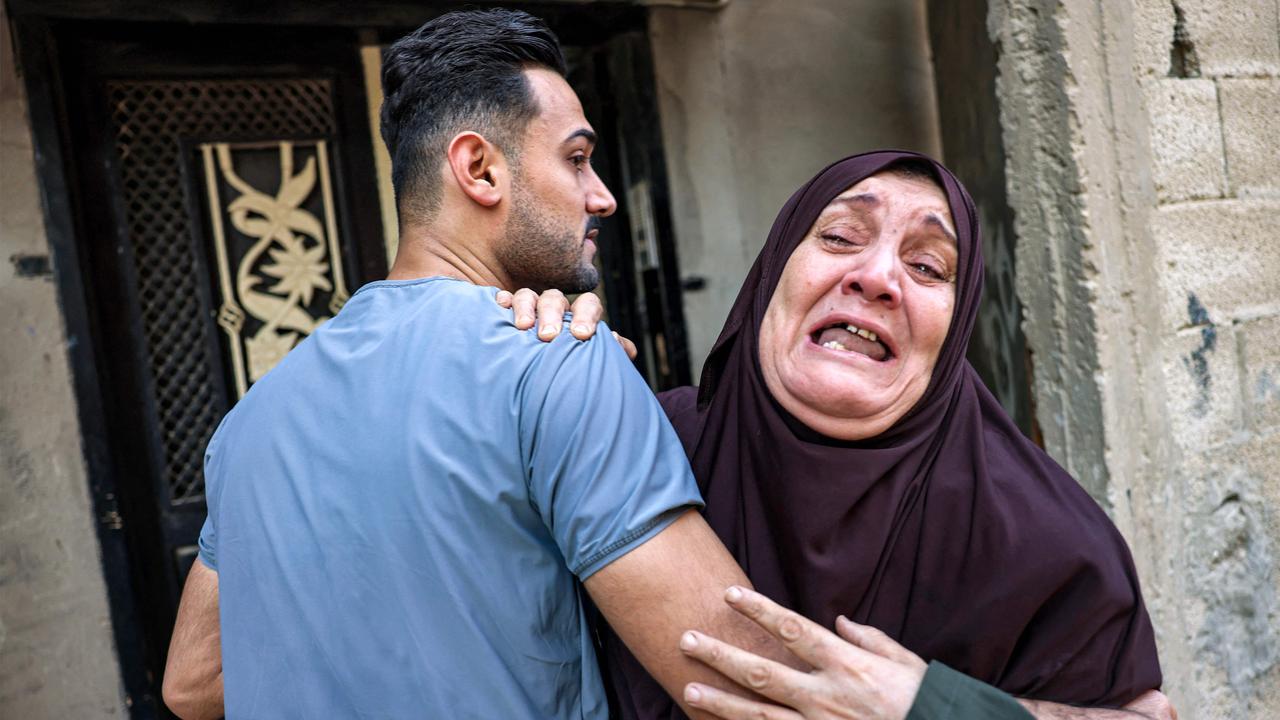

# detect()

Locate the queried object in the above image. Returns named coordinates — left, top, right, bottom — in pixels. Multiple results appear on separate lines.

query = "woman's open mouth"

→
left=810, top=322, right=893, bottom=361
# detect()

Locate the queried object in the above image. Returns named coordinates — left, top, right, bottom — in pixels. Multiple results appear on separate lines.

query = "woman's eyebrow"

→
left=816, top=194, right=878, bottom=224
left=830, top=192, right=879, bottom=209
left=923, top=213, right=957, bottom=244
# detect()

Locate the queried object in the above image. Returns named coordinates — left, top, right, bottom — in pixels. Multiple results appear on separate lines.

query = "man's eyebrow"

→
left=562, top=128, right=597, bottom=146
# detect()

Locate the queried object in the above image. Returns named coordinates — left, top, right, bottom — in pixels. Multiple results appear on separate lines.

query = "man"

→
left=162, top=9, right=785, bottom=719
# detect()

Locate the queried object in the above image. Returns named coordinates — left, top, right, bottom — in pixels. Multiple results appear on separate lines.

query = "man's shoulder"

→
left=522, top=319, right=628, bottom=372
left=355, top=274, right=504, bottom=313
left=346, top=277, right=541, bottom=351
left=514, top=319, right=651, bottom=422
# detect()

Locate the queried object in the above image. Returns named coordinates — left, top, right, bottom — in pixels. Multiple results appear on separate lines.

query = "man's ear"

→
left=446, top=131, right=506, bottom=208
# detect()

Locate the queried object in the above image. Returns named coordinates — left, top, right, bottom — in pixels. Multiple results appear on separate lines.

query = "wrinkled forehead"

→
left=813, top=171, right=958, bottom=243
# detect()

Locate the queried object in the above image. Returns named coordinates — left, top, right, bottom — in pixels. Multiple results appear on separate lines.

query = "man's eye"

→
left=570, top=155, right=591, bottom=169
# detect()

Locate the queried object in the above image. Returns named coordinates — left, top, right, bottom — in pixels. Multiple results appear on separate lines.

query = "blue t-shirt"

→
left=198, top=277, right=702, bottom=719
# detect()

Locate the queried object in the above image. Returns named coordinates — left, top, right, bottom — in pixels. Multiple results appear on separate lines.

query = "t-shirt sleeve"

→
left=518, top=323, right=704, bottom=580
left=197, top=514, right=217, bottom=571
left=196, top=415, right=228, bottom=572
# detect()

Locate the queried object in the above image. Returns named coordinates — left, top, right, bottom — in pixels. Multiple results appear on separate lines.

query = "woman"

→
left=508, top=150, right=1162, bottom=717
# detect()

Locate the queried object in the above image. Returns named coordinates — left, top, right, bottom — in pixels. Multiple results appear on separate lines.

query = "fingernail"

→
left=572, top=324, right=588, bottom=335
left=684, top=685, right=702, bottom=704
left=725, top=586, right=743, bottom=603
left=539, top=325, right=555, bottom=337
left=518, top=315, right=532, bottom=325
left=680, top=631, right=698, bottom=651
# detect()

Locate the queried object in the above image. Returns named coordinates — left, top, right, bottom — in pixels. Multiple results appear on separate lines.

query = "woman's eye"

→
left=820, top=233, right=855, bottom=248
left=570, top=155, right=591, bottom=169
left=910, top=262, right=946, bottom=281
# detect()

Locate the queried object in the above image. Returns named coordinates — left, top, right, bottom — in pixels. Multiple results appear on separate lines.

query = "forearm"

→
left=163, top=561, right=225, bottom=720
left=1018, top=701, right=1138, bottom=719
left=586, top=511, right=799, bottom=718
left=1019, top=692, right=1174, bottom=720
left=163, top=671, right=224, bottom=720
left=1018, top=696, right=1162, bottom=712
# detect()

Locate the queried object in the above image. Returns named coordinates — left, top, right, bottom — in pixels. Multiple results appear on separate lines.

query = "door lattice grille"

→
left=106, top=79, right=336, bottom=504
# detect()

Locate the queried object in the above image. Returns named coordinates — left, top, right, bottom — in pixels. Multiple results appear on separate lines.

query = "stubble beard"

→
left=500, top=185, right=599, bottom=294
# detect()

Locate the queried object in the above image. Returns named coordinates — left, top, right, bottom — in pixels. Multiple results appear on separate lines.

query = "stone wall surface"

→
left=0, top=8, right=127, bottom=718
left=991, top=0, right=1280, bottom=717
left=1220, top=78, right=1280, bottom=197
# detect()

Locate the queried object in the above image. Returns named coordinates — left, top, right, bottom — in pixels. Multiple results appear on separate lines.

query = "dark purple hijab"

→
left=603, top=151, right=1161, bottom=716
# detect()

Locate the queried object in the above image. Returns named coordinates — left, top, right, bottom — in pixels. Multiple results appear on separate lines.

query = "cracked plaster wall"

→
left=990, top=0, right=1280, bottom=716
left=0, top=7, right=127, bottom=718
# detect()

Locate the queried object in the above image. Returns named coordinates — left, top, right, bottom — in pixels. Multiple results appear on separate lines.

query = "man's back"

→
left=199, top=277, right=700, bottom=718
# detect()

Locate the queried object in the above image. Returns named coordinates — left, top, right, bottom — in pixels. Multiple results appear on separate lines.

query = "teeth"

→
left=843, top=324, right=879, bottom=343
left=822, top=340, right=847, bottom=351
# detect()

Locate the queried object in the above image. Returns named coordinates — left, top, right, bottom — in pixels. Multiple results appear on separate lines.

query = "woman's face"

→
left=758, top=171, right=958, bottom=440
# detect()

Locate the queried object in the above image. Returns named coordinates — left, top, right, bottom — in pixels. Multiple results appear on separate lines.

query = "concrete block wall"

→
left=1176, top=0, right=1280, bottom=78
left=1146, top=79, right=1225, bottom=202
left=1220, top=78, right=1280, bottom=198
left=1152, top=201, right=1280, bottom=334
left=1140, top=11, right=1280, bottom=715
left=993, top=0, right=1280, bottom=716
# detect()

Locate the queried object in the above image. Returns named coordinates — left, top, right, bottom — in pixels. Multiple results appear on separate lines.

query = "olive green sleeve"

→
left=905, top=661, right=1035, bottom=720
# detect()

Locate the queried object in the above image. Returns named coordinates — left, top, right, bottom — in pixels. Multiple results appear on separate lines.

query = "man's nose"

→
left=841, top=244, right=902, bottom=308
left=587, top=172, right=617, bottom=217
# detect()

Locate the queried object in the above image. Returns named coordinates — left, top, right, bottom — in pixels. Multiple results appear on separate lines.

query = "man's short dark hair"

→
left=380, top=9, right=568, bottom=225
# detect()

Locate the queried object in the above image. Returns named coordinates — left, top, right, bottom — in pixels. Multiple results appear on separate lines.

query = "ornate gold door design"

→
left=105, top=77, right=346, bottom=506
left=199, top=140, right=350, bottom=396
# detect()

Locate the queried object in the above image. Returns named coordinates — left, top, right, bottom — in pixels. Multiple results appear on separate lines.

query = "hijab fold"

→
left=604, top=151, right=1160, bottom=716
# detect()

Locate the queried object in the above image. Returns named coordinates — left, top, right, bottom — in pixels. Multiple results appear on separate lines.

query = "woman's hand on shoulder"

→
left=678, top=586, right=925, bottom=720
left=496, top=288, right=637, bottom=359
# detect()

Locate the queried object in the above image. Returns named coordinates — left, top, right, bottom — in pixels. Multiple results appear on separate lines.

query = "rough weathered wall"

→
left=648, top=0, right=942, bottom=376
left=0, top=8, right=127, bottom=717
left=990, top=0, right=1280, bottom=716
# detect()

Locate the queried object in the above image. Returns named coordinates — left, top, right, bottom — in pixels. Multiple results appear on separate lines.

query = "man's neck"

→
left=386, top=224, right=513, bottom=291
